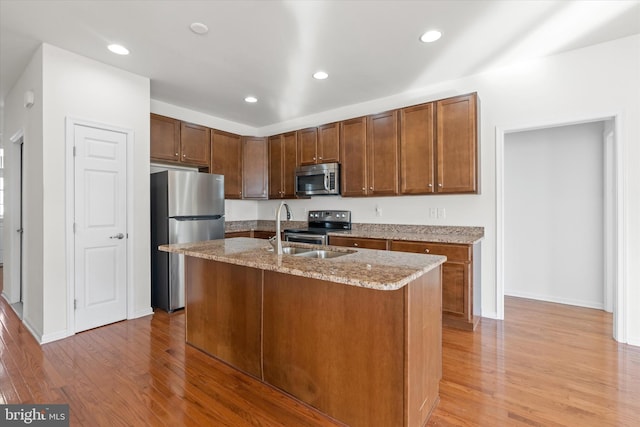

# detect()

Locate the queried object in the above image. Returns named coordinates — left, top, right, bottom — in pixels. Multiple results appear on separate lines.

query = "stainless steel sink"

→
left=281, top=246, right=313, bottom=255
left=294, top=249, right=350, bottom=259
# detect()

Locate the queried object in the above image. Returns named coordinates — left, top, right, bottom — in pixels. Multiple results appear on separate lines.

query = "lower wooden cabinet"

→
left=330, top=235, right=480, bottom=331
left=328, top=235, right=388, bottom=250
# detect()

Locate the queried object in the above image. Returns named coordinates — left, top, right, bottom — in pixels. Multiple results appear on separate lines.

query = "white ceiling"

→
left=1, top=0, right=639, bottom=128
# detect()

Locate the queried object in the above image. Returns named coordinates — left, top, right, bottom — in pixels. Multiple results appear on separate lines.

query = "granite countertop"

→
left=226, top=221, right=484, bottom=245
left=159, top=237, right=446, bottom=291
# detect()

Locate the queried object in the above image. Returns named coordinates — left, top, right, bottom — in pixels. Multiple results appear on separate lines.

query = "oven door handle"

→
left=284, top=232, right=326, bottom=244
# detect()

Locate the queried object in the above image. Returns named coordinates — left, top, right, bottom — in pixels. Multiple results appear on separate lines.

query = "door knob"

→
left=110, top=233, right=125, bottom=239
left=16, top=228, right=24, bottom=234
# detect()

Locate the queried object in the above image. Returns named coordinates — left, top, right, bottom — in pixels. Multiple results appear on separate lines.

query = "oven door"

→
left=284, top=232, right=327, bottom=245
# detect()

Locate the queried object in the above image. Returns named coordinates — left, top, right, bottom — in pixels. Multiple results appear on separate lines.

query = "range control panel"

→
left=307, top=210, right=351, bottom=223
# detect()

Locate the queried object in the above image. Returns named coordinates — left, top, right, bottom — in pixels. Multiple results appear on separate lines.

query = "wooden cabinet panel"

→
left=180, top=122, right=210, bottom=166
left=269, top=132, right=297, bottom=199
left=436, top=93, right=478, bottom=193
left=298, top=124, right=339, bottom=165
left=367, top=110, right=399, bottom=196
left=317, top=122, right=340, bottom=163
left=252, top=230, right=277, bottom=239
left=263, top=271, right=405, bottom=427
left=400, top=103, right=435, bottom=194
left=340, top=117, right=368, bottom=197
left=297, top=127, right=318, bottom=166
left=185, top=258, right=263, bottom=378
left=442, top=262, right=468, bottom=318
left=211, top=130, right=242, bottom=199
left=390, top=239, right=479, bottom=331
left=329, top=235, right=388, bottom=250
left=242, top=137, right=268, bottom=199
left=150, top=114, right=180, bottom=162
left=224, top=231, right=252, bottom=238
left=389, top=240, right=470, bottom=262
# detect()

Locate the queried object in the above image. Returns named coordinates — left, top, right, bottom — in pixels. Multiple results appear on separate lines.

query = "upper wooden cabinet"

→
left=298, top=123, right=340, bottom=166
left=367, top=110, right=399, bottom=196
left=150, top=114, right=210, bottom=168
left=399, top=93, right=478, bottom=195
left=340, top=111, right=399, bottom=197
left=180, top=122, right=210, bottom=166
left=150, top=114, right=180, bottom=163
left=400, top=103, right=435, bottom=194
left=436, top=93, right=478, bottom=193
left=268, top=132, right=297, bottom=199
left=242, top=137, right=268, bottom=199
left=211, top=130, right=242, bottom=199
left=340, top=117, right=368, bottom=197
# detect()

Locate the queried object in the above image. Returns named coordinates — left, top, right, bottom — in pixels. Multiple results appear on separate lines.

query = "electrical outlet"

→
left=375, top=205, right=382, bottom=217
left=437, top=208, right=446, bottom=219
left=429, top=208, right=437, bottom=218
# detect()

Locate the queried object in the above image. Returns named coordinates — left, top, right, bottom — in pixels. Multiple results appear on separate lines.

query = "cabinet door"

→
left=297, top=127, right=318, bottom=166
left=211, top=130, right=242, bottom=199
left=282, top=131, right=298, bottom=198
left=400, top=103, right=435, bottom=194
left=340, top=117, right=367, bottom=197
left=180, top=122, right=210, bottom=166
left=329, top=235, right=388, bottom=250
left=436, top=93, right=478, bottom=193
left=150, top=114, right=180, bottom=162
left=367, top=110, right=399, bottom=196
left=318, top=122, right=340, bottom=163
left=268, top=135, right=284, bottom=199
left=441, top=262, right=469, bottom=319
left=242, top=137, right=268, bottom=199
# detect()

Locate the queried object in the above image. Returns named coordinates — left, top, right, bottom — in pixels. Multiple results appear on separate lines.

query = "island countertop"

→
left=159, top=237, right=446, bottom=291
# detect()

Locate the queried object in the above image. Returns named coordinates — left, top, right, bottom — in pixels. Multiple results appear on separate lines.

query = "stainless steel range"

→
left=284, top=210, right=351, bottom=245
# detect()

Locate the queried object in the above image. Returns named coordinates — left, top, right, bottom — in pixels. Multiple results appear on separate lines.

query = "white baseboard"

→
left=505, top=290, right=604, bottom=310
left=130, top=307, right=154, bottom=319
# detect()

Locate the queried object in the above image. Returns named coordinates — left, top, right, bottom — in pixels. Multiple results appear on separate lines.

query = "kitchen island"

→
left=160, top=238, right=446, bottom=427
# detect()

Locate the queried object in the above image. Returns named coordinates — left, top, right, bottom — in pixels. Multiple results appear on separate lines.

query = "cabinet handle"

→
left=319, top=156, right=323, bottom=160
left=353, top=243, right=359, bottom=247
left=175, top=152, right=179, bottom=156
left=362, top=187, right=365, bottom=191
left=424, top=248, right=430, bottom=253
left=183, top=154, right=186, bottom=158
left=313, top=156, right=316, bottom=160
left=369, top=186, right=373, bottom=190
left=438, top=183, right=442, bottom=187
left=428, top=183, right=433, bottom=188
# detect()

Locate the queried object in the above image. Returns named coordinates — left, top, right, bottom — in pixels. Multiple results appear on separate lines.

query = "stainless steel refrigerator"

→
left=150, top=170, right=225, bottom=312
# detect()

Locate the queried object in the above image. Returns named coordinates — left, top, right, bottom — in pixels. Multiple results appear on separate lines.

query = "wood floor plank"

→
left=1, top=296, right=638, bottom=426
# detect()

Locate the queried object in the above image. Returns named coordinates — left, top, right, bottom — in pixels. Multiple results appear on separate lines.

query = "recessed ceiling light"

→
left=190, top=22, right=209, bottom=35
left=313, top=71, right=329, bottom=80
left=419, top=30, right=442, bottom=43
left=244, top=96, right=258, bottom=103
left=108, top=44, right=130, bottom=55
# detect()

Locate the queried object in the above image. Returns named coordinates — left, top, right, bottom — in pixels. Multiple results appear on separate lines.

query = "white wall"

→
left=3, top=46, right=44, bottom=336
left=504, top=122, right=604, bottom=308
left=151, top=35, right=640, bottom=345
left=3, top=44, right=151, bottom=342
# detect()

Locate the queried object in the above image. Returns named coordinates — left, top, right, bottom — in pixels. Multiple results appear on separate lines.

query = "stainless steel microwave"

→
left=295, top=163, right=340, bottom=196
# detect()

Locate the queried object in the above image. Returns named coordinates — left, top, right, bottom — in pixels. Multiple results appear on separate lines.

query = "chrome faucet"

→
left=275, top=201, right=291, bottom=255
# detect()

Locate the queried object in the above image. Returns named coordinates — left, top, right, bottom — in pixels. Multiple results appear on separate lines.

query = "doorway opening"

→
left=8, top=131, right=24, bottom=319
left=496, top=116, right=624, bottom=342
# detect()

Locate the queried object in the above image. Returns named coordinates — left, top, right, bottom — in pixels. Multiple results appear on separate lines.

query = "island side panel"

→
left=405, top=266, right=442, bottom=427
left=185, top=257, right=263, bottom=378
left=262, top=271, right=405, bottom=427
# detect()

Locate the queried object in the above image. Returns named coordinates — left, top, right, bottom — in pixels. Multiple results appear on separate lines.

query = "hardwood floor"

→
left=1, top=296, right=638, bottom=426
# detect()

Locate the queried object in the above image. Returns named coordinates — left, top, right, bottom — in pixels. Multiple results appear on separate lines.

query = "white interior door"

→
left=74, top=124, right=127, bottom=332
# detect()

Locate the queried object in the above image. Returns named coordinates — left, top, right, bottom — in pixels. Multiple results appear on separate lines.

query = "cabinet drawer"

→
left=329, top=236, right=388, bottom=250
left=253, top=230, right=277, bottom=239
left=390, top=241, right=470, bottom=262
left=225, top=231, right=252, bottom=238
